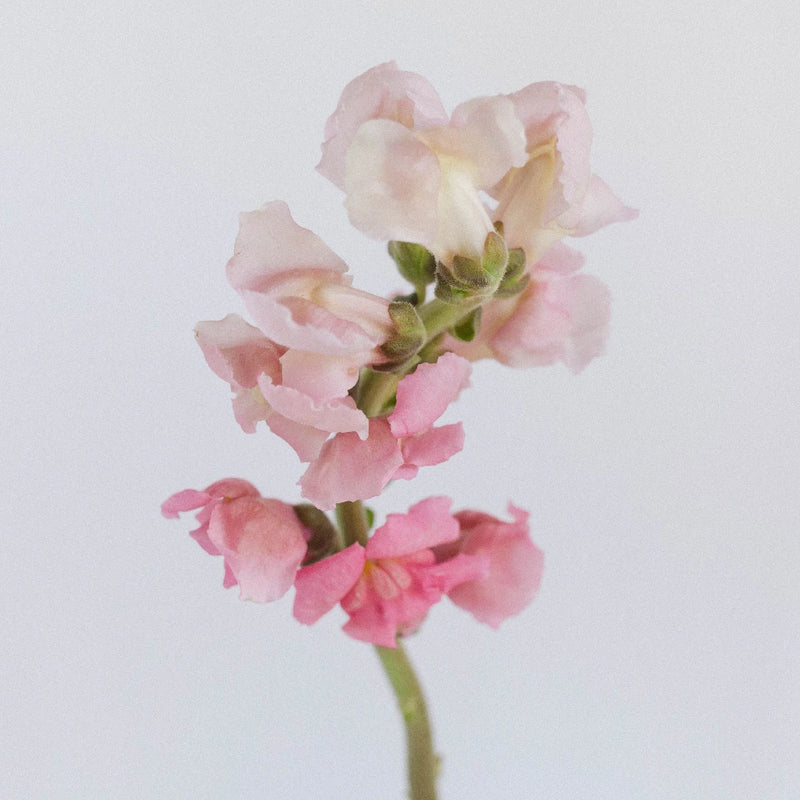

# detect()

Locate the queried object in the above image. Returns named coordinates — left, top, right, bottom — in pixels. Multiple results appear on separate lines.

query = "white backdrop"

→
left=3, top=2, right=798, bottom=798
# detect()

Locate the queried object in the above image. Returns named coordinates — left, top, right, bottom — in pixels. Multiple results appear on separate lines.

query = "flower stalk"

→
left=375, top=642, right=439, bottom=800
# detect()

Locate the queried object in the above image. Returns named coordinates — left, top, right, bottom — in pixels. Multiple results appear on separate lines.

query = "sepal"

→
left=294, top=504, right=339, bottom=565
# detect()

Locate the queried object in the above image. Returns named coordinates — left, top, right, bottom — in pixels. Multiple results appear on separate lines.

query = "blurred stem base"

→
left=375, top=641, right=439, bottom=800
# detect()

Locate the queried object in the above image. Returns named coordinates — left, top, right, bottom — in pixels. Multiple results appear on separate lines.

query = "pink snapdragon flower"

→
left=293, top=497, right=488, bottom=647
left=161, top=479, right=308, bottom=602
left=298, top=352, right=471, bottom=509
left=433, top=503, right=544, bottom=627
left=489, top=81, right=637, bottom=264
left=196, top=314, right=368, bottom=461
left=197, top=202, right=396, bottom=460
left=318, top=63, right=634, bottom=266
left=445, top=243, right=610, bottom=372
left=318, top=61, right=528, bottom=264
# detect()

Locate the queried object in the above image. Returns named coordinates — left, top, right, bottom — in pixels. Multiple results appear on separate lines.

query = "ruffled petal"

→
left=293, top=543, right=366, bottom=625
left=366, top=496, right=458, bottom=559
left=389, top=353, right=471, bottom=438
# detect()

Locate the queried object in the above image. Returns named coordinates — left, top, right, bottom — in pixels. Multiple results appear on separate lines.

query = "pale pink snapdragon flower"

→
left=196, top=202, right=396, bottom=461
left=318, top=61, right=528, bottom=265
left=293, top=497, right=488, bottom=648
left=489, top=81, right=637, bottom=264
left=298, top=352, right=471, bottom=509
left=318, top=62, right=634, bottom=268
left=445, top=242, right=611, bottom=372
left=161, top=479, right=308, bottom=602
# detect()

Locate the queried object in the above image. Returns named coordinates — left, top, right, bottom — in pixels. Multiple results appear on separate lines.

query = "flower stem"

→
left=335, top=500, right=369, bottom=547
left=375, top=642, right=439, bottom=800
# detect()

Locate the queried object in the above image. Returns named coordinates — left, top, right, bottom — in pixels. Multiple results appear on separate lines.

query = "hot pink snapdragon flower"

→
left=161, top=478, right=308, bottom=602
left=433, top=503, right=544, bottom=627
left=293, top=497, right=489, bottom=647
left=298, top=352, right=471, bottom=509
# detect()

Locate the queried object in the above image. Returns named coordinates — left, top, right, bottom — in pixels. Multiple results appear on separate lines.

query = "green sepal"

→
left=494, top=248, right=530, bottom=298
left=380, top=300, right=426, bottom=361
left=502, top=248, right=526, bottom=283
left=293, top=504, right=339, bottom=565
left=494, top=272, right=531, bottom=298
left=433, top=276, right=472, bottom=305
left=364, top=506, right=375, bottom=530
left=451, top=306, right=483, bottom=342
left=481, top=230, right=508, bottom=283
left=388, top=241, right=436, bottom=289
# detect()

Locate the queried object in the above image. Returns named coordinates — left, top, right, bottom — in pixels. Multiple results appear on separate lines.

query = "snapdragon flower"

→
left=161, top=479, right=308, bottom=602
left=293, top=497, right=488, bottom=647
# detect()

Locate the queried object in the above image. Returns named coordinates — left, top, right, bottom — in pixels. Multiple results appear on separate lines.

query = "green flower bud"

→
left=378, top=300, right=427, bottom=369
left=294, top=504, right=339, bottom=565
left=388, top=241, right=436, bottom=291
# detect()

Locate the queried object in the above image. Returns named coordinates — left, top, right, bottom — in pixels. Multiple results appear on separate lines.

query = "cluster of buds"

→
left=163, top=62, right=635, bottom=647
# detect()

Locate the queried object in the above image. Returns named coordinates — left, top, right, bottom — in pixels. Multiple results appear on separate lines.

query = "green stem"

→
left=417, top=297, right=481, bottom=341
left=376, top=642, right=439, bottom=800
left=335, top=500, right=369, bottom=547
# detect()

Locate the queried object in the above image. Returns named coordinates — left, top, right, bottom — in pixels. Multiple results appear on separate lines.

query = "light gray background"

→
left=2, top=2, right=798, bottom=798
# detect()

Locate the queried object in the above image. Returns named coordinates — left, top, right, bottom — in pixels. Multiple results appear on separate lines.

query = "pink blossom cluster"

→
left=163, top=62, right=634, bottom=647
left=163, top=484, right=543, bottom=646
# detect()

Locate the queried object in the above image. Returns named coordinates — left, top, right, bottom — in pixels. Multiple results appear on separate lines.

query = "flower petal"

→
left=389, top=352, right=471, bottom=438
left=293, top=543, right=366, bottom=625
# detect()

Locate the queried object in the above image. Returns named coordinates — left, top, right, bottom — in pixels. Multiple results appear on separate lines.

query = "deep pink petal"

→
left=388, top=352, right=471, bottom=438
left=447, top=504, right=544, bottom=627
left=161, top=489, right=211, bottom=519
left=293, top=543, right=366, bottom=625
left=366, top=496, right=458, bottom=559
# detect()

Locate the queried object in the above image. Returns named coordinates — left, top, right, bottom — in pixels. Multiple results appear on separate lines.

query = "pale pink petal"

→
left=293, top=543, right=366, bottom=625
left=399, top=422, right=465, bottom=468
left=207, top=497, right=307, bottom=603
left=389, top=353, right=471, bottom=438
left=279, top=349, right=362, bottom=402
left=318, top=61, right=448, bottom=189
left=231, top=387, right=272, bottom=434
left=344, top=119, right=441, bottom=246
left=534, top=242, right=586, bottom=276
left=366, top=496, right=458, bottom=559
left=298, top=419, right=403, bottom=510
left=226, top=202, right=348, bottom=292
left=195, top=314, right=283, bottom=389
left=264, top=413, right=331, bottom=462
left=436, top=95, right=527, bottom=187
left=570, top=174, right=639, bottom=236
left=490, top=274, right=610, bottom=372
left=257, top=374, right=369, bottom=438
left=239, top=288, right=383, bottom=357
